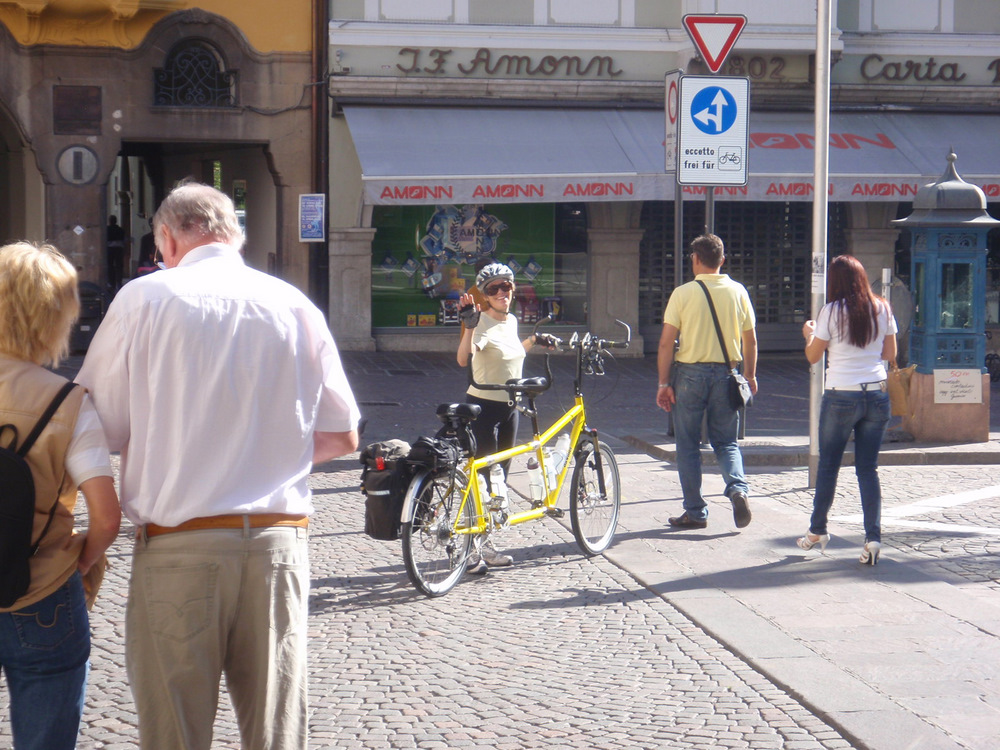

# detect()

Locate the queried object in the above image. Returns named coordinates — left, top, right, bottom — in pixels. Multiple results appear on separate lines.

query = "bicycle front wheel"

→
left=401, top=469, right=474, bottom=597
left=569, top=440, right=620, bottom=555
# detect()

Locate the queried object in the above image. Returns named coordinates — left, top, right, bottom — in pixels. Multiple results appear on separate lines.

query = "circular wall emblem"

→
left=57, top=145, right=99, bottom=185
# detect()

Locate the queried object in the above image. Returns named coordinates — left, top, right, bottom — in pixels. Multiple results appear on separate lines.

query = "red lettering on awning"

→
left=563, top=182, right=635, bottom=197
left=851, top=182, right=918, bottom=196
left=379, top=185, right=453, bottom=201
left=472, top=183, right=544, bottom=199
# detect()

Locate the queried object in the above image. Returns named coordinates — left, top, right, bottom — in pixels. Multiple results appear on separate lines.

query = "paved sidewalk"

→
left=342, top=349, right=1000, bottom=749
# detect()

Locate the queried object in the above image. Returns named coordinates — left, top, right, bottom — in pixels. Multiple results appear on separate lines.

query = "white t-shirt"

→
left=77, top=242, right=360, bottom=526
left=816, top=300, right=898, bottom=389
left=66, top=395, right=113, bottom=486
left=467, top=313, right=525, bottom=403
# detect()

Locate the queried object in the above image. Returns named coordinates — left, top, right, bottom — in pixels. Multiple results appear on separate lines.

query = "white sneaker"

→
left=481, top=540, right=513, bottom=567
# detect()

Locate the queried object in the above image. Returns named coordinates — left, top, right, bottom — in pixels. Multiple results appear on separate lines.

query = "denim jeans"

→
left=810, top=389, right=891, bottom=543
left=672, top=362, right=749, bottom=519
left=0, top=571, right=91, bottom=750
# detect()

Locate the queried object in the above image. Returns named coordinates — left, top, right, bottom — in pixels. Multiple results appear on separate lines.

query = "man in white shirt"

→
left=77, top=182, right=360, bottom=750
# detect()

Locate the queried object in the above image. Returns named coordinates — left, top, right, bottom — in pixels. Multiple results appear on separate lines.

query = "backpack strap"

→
left=18, top=381, right=78, bottom=555
left=17, top=381, right=78, bottom=458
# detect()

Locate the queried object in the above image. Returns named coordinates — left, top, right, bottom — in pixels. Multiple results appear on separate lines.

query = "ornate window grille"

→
left=154, top=41, right=237, bottom=107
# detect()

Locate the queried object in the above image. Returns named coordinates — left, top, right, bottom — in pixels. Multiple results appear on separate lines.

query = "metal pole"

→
left=668, top=189, right=685, bottom=438
left=808, top=0, right=832, bottom=488
left=705, top=187, right=715, bottom=234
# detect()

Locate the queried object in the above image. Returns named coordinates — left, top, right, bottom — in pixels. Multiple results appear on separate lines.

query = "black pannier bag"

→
left=406, top=436, right=461, bottom=474
left=359, top=439, right=412, bottom=541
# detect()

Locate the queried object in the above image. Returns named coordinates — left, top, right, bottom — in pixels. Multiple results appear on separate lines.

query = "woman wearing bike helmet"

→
left=456, top=262, right=551, bottom=573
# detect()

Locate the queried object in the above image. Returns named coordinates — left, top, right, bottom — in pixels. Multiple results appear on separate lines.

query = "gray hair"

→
left=153, top=181, right=244, bottom=249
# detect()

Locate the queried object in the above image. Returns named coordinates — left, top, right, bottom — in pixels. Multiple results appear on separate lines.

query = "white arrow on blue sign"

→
left=677, top=75, right=749, bottom=186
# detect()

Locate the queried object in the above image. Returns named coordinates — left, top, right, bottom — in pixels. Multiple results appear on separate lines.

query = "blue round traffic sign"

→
left=690, top=86, right=737, bottom=135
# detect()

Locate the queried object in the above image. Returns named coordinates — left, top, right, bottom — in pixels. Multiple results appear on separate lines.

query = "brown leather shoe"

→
left=667, top=512, right=707, bottom=529
left=731, top=491, right=752, bottom=528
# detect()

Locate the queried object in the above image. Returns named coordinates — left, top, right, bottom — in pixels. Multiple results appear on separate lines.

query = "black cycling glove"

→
left=534, top=333, right=560, bottom=348
left=459, top=303, right=480, bottom=329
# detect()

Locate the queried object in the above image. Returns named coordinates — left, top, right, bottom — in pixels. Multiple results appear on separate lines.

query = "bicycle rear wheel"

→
left=401, top=469, right=474, bottom=597
left=569, top=440, right=620, bottom=555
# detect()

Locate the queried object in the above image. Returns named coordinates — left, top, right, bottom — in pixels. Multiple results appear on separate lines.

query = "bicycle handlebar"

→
left=467, top=319, right=630, bottom=394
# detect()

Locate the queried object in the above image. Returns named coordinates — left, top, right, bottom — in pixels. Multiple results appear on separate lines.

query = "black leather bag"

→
left=728, top=370, right=753, bottom=410
left=696, top=280, right=753, bottom=410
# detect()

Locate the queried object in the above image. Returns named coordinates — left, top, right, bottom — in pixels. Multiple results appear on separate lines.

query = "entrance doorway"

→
left=108, top=142, right=277, bottom=282
left=0, top=103, right=44, bottom=244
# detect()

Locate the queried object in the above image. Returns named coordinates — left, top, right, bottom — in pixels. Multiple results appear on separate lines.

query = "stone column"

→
left=846, top=228, right=901, bottom=285
left=586, top=227, right=645, bottom=355
left=845, top=203, right=900, bottom=284
left=328, top=228, right=377, bottom=351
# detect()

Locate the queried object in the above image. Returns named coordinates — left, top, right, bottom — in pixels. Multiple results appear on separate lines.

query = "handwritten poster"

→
left=933, top=369, right=982, bottom=404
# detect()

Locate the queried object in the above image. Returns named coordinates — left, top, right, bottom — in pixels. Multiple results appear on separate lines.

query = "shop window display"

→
left=370, top=203, right=587, bottom=328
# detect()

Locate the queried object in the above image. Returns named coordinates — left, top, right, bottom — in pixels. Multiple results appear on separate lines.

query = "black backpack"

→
left=0, top=382, right=77, bottom=608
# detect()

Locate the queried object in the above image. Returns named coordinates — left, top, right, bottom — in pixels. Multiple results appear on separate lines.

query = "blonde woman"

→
left=0, top=242, right=120, bottom=749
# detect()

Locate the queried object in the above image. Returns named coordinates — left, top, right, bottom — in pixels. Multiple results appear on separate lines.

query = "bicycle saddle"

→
left=505, top=376, right=549, bottom=397
left=435, top=403, right=482, bottom=423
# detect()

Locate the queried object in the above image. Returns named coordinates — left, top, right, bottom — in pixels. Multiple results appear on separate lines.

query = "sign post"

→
left=664, top=70, right=681, bottom=173
left=676, top=76, right=749, bottom=187
left=680, top=14, right=748, bottom=236
left=682, top=14, right=747, bottom=74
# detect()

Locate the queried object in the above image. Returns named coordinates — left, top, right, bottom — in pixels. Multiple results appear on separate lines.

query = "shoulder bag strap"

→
left=696, top=280, right=732, bottom=366
left=17, top=381, right=78, bottom=554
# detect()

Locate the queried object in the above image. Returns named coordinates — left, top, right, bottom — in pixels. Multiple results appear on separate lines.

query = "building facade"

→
left=0, top=0, right=322, bottom=296
left=326, top=0, right=1000, bottom=353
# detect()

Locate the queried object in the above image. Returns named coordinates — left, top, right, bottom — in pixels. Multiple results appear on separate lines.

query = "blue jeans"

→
left=672, top=362, right=749, bottom=519
left=0, top=571, right=91, bottom=750
left=810, top=389, right=891, bottom=543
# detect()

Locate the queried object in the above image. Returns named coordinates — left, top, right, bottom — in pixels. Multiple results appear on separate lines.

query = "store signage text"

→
left=861, top=54, right=966, bottom=82
left=850, top=182, right=919, bottom=197
left=397, top=47, right=623, bottom=78
left=380, top=185, right=453, bottom=201
left=849, top=54, right=1000, bottom=85
left=750, top=131, right=895, bottom=150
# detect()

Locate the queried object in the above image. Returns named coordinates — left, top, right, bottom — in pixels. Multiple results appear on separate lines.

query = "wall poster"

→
left=371, top=203, right=581, bottom=329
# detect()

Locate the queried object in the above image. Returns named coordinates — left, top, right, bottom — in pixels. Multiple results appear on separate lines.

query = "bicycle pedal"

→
left=544, top=507, right=565, bottom=519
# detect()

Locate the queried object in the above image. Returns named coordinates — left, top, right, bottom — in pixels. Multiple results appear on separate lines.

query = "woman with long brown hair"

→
left=797, top=255, right=897, bottom=565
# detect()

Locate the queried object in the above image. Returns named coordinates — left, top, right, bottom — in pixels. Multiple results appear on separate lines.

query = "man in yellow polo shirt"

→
left=656, top=234, right=758, bottom=530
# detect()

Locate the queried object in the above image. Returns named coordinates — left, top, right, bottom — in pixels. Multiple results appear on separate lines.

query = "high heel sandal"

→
left=796, top=532, right=829, bottom=552
left=859, top=541, right=881, bottom=566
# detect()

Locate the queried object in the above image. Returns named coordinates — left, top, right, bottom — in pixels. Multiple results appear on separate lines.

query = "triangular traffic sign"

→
left=682, top=14, right=747, bottom=74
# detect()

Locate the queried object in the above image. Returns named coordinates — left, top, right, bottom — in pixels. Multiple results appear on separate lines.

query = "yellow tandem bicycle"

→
left=399, top=320, right=630, bottom=597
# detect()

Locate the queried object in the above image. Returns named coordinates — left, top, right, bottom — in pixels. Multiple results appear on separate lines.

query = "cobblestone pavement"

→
left=3, top=351, right=997, bottom=748
left=5, top=455, right=855, bottom=749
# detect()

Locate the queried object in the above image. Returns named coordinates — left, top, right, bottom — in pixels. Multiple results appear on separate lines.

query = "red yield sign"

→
left=682, top=14, right=747, bottom=74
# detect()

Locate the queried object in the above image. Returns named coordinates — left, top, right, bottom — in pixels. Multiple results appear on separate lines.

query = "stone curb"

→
left=622, top=434, right=1000, bottom=466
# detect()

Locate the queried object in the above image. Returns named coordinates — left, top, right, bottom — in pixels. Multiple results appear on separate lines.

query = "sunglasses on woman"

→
left=485, top=281, right=513, bottom=296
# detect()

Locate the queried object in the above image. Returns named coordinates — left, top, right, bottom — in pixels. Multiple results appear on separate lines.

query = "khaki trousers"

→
left=127, top=525, right=309, bottom=750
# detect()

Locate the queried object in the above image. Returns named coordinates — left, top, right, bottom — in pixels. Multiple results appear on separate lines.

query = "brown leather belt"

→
left=140, top=513, right=308, bottom=539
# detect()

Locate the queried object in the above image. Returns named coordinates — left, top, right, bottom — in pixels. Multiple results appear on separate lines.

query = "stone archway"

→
left=0, top=100, right=44, bottom=244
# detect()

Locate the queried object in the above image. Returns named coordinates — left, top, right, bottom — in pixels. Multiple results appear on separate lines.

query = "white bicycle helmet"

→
left=475, top=262, right=515, bottom=294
